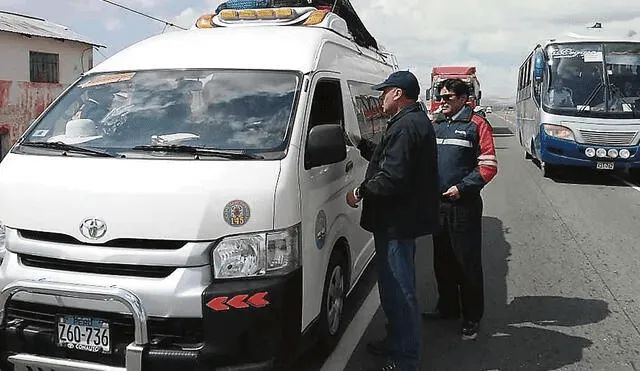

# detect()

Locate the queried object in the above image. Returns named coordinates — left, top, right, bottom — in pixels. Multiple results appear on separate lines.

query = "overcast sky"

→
left=2, top=0, right=639, bottom=101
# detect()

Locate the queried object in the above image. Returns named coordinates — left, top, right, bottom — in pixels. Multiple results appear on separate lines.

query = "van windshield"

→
left=20, top=70, right=300, bottom=157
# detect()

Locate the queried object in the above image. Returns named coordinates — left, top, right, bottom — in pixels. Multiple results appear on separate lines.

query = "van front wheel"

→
left=318, top=249, right=347, bottom=350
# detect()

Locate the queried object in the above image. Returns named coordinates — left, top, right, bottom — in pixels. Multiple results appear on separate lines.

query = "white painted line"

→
left=319, top=284, right=380, bottom=371
left=614, top=175, right=640, bottom=193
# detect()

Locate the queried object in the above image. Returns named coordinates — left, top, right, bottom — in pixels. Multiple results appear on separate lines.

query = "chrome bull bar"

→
left=0, top=279, right=149, bottom=371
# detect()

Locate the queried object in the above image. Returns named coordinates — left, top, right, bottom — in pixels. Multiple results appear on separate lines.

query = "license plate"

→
left=596, top=162, right=614, bottom=170
left=57, top=315, right=110, bottom=354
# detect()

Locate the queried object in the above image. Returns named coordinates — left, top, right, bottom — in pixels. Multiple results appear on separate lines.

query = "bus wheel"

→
left=541, top=162, right=554, bottom=178
left=318, top=249, right=347, bottom=350
left=527, top=139, right=536, bottom=160
left=525, top=150, right=533, bottom=160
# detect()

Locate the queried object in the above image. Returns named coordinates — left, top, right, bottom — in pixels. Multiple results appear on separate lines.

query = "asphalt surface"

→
left=293, top=112, right=640, bottom=371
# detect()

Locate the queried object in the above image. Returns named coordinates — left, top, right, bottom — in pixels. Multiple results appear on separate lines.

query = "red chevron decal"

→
left=207, top=292, right=271, bottom=311
left=206, top=296, right=229, bottom=311
left=247, top=292, right=270, bottom=307
left=227, top=294, right=250, bottom=309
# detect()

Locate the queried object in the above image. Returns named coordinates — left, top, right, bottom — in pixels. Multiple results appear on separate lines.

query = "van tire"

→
left=318, top=249, right=347, bottom=351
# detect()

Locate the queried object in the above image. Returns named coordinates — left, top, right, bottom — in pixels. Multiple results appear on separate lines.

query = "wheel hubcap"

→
left=326, top=265, right=344, bottom=335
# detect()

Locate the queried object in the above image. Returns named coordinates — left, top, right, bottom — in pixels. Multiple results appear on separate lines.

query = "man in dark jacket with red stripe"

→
left=424, top=78, right=498, bottom=341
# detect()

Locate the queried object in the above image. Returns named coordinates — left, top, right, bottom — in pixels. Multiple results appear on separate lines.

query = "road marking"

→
left=319, top=284, right=380, bottom=371
left=613, top=174, right=640, bottom=193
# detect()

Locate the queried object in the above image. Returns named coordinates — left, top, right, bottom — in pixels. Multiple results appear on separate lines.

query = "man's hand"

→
left=442, top=185, right=460, bottom=200
left=346, top=128, right=361, bottom=147
left=346, top=188, right=361, bottom=208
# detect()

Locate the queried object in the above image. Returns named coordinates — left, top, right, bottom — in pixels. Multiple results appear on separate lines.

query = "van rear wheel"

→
left=318, top=249, right=347, bottom=351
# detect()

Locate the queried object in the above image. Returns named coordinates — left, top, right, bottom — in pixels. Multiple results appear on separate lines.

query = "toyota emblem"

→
left=79, top=218, right=107, bottom=240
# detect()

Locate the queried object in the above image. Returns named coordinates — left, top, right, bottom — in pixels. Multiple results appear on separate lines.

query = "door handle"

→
left=345, top=160, right=354, bottom=173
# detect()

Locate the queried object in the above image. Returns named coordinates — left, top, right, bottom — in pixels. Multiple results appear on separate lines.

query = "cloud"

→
left=104, top=18, right=123, bottom=31
left=6, top=0, right=640, bottom=100
left=350, top=0, right=640, bottom=99
left=171, top=7, right=200, bottom=30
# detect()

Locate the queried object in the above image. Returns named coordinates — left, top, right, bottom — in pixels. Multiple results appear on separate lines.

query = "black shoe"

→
left=366, top=339, right=390, bottom=356
left=461, top=320, right=479, bottom=340
left=366, top=360, right=400, bottom=371
left=421, top=310, right=460, bottom=320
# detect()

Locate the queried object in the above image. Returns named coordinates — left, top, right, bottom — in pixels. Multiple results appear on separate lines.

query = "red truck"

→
left=427, top=66, right=482, bottom=114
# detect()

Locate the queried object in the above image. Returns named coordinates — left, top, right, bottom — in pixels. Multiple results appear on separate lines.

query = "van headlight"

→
left=212, top=225, right=300, bottom=279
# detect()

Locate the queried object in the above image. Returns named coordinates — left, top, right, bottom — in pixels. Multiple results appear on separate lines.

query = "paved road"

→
left=295, top=112, right=640, bottom=371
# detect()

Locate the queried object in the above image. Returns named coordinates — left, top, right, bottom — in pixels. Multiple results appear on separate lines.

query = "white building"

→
left=0, top=10, right=104, bottom=158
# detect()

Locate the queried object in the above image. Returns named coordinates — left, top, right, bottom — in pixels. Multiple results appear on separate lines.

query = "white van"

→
left=0, top=4, right=396, bottom=371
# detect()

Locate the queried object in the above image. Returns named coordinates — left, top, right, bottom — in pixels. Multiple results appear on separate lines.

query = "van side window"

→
left=347, top=81, right=389, bottom=144
left=308, top=79, right=344, bottom=131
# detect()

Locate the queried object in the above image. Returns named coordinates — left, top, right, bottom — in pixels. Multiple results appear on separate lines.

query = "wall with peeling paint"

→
left=0, top=31, right=94, bottom=157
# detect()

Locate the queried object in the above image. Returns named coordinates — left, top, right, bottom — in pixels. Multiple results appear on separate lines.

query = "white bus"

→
left=516, top=30, right=640, bottom=177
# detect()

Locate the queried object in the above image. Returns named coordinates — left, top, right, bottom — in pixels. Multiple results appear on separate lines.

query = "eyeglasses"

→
left=438, top=93, right=457, bottom=102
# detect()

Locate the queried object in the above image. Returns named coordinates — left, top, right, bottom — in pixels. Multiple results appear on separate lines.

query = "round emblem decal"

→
left=315, top=210, right=327, bottom=249
left=223, top=200, right=251, bottom=227
left=79, top=217, right=107, bottom=240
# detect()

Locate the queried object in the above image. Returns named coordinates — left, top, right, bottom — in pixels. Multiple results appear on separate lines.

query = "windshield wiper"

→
left=578, top=81, right=604, bottom=113
left=131, top=145, right=264, bottom=160
left=20, top=141, right=117, bottom=158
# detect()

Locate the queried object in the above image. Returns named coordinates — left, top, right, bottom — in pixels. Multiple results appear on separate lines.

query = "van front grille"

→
left=19, top=254, right=176, bottom=278
left=19, top=230, right=187, bottom=250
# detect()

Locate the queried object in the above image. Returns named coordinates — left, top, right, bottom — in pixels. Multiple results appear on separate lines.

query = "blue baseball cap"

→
left=373, top=70, right=420, bottom=99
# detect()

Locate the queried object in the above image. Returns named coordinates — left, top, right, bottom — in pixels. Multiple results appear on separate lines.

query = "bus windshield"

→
left=544, top=42, right=640, bottom=117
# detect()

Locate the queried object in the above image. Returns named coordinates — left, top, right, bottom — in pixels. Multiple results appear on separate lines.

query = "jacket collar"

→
left=387, top=102, right=421, bottom=126
left=434, top=104, right=473, bottom=123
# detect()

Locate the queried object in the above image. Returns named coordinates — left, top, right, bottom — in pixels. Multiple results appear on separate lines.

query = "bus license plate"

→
left=57, top=315, right=111, bottom=354
left=596, top=162, right=614, bottom=170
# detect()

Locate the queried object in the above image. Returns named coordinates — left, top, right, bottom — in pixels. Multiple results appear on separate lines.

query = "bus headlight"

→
left=543, top=124, right=575, bottom=141
left=619, top=149, right=631, bottom=159
left=212, top=225, right=300, bottom=279
left=585, top=147, right=596, bottom=158
left=608, top=149, right=619, bottom=158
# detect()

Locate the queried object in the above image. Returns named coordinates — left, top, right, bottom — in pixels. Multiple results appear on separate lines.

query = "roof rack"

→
left=193, top=0, right=379, bottom=50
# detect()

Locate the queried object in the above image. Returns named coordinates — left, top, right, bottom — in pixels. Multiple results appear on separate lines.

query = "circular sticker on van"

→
left=223, top=200, right=251, bottom=227
left=315, top=210, right=327, bottom=249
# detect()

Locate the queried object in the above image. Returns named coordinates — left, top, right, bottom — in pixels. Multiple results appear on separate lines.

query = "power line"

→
left=94, top=47, right=108, bottom=60
left=96, top=0, right=187, bottom=30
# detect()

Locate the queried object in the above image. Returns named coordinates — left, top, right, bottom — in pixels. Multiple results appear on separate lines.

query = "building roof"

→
left=0, top=10, right=104, bottom=47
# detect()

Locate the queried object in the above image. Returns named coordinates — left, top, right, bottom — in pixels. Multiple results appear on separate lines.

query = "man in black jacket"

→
left=346, top=70, right=439, bottom=371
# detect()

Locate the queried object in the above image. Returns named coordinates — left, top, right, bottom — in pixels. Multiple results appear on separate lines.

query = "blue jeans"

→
left=374, top=232, right=420, bottom=371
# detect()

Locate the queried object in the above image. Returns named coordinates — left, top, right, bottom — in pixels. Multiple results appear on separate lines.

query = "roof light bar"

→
left=303, top=9, right=329, bottom=25
left=218, top=7, right=298, bottom=21
left=195, top=13, right=216, bottom=28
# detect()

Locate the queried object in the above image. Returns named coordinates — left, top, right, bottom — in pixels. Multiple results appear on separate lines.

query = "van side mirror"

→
left=305, top=124, right=347, bottom=169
